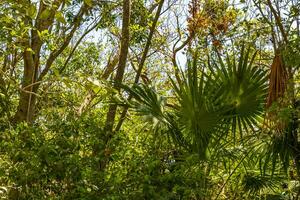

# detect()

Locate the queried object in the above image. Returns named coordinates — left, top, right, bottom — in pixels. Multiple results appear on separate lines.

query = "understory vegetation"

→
left=0, top=0, right=300, bottom=199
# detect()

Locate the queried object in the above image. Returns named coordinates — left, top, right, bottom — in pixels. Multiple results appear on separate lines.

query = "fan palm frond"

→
left=123, top=44, right=268, bottom=160
left=241, top=172, right=280, bottom=194
left=213, top=45, right=268, bottom=138
left=170, top=61, right=225, bottom=159
left=261, top=133, right=294, bottom=175
left=122, top=84, right=167, bottom=129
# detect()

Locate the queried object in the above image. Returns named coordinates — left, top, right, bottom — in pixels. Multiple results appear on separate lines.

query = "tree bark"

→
left=104, top=0, right=131, bottom=132
left=115, top=0, right=165, bottom=131
left=12, top=2, right=88, bottom=124
left=12, top=1, right=60, bottom=123
left=13, top=50, right=38, bottom=123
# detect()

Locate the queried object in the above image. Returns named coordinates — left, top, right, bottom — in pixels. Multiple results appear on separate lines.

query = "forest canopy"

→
left=0, top=0, right=300, bottom=199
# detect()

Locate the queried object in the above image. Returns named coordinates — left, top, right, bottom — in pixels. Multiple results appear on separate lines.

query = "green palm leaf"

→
left=213, top=45, right=268, bottom=138
left=123, top=44, right=268, bottom=160
left=170, top=61, right=225, bottom=159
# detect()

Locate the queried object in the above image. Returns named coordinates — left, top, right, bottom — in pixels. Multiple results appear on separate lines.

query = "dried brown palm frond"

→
left=265, top=52, right=288, bottom=131
left=266, top=52, right=288, bottom=108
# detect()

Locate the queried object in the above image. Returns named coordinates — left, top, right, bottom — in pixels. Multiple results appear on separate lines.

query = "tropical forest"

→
left=0, top=0, right=300, bottom=199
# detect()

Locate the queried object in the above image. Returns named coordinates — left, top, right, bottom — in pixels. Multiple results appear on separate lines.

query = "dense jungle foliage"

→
left=0, top=0, right=300, bottom=199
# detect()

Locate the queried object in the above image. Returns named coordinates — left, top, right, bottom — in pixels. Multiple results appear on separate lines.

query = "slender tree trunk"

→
left=104, top=0, right=131, bottom=133
left=12, top=1, right=58, bottom=124
left=115, top=0, right=165, bottom=131
left=96, top=0, right=131, bottom=172
left=12, top=2, right=88, bottom=124
left=13, top=49, right=37, bottom=123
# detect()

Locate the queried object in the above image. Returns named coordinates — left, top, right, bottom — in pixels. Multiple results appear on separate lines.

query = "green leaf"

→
left=53, top=68, right=60, bottom=77
left=40, top=9, right=51, bottom=20
left=27, top=4, right=37, bottom=19
left=84, top=0, right=93, bottom=7
left=25, top=47, right=34, bottom=53
left=55, top=11, right=66, bottom=24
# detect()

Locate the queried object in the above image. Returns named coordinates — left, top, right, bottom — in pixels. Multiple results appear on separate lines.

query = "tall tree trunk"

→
left=115, top=0, right=165, bottom=131
left=12, top=1, right=59, bottom=124
left=12, top=2, right=88, bottom=124
left=104, top=0, right=131, bottom=133
left=13, top=48, right=38, bottom=123
left=96, top=0, right=131, bottom=172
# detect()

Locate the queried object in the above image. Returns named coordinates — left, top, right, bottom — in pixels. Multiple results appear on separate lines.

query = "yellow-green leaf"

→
left=27, top=4, right=37, bottom=19
left=84, top=0, right=93, bottom=7
left=40, top=9, right=51, bottom=20
left=55, top=11, right=66, bottom=24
